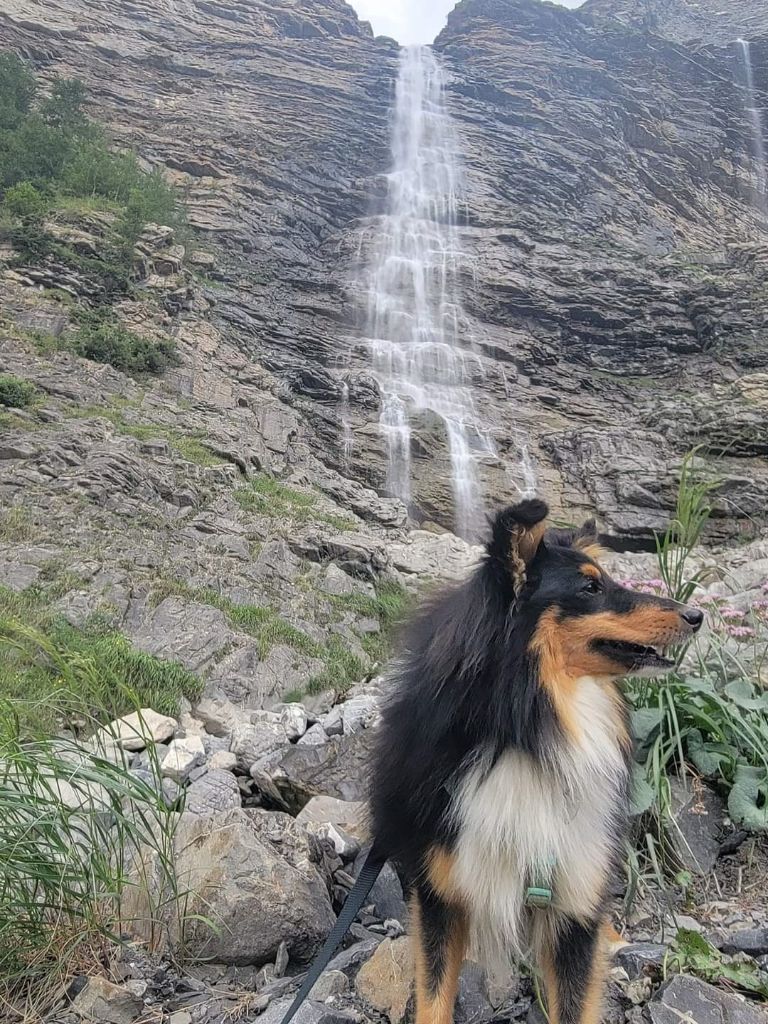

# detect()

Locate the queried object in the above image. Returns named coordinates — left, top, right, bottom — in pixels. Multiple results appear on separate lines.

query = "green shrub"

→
left=0, top=373, right=34, bottom=409
left=1, top=180, right=47, bottom=222
left=67, top=311, right=180, bottom=376
left=0, top=52, right=183, bottom=294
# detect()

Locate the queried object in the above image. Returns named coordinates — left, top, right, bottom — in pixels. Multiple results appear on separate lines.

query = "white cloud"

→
left=350, top=0, right=585, bottom=45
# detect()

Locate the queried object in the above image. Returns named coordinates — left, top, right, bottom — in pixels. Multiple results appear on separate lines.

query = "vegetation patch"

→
left=64, top=308, right=180, bottom=376
left=624, top=451, right=768, bottom=891
left=0, top=711, right=181, bottom=1018
left=0, top=52, right=183, bottom=297
left=149, top=579, right=316, bottom=659
left=0, top=372, right=34, bottom=408
left=0, top=580, right=202, bottom=736
left=235, top=474, right=358, bottom=531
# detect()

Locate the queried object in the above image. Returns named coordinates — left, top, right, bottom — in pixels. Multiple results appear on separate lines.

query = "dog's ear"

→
left=573, top=518, right=605, bottom=561
left=488, top=499, right=548, bottom=595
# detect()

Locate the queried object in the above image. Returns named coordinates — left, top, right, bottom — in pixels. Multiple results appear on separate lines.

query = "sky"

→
left=351, top=0, right=585, bottom=45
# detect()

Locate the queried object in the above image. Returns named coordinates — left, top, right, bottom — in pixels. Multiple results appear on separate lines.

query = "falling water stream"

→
left=735, top=39, right=767, bottom=213
left=363, top=45, right=495, bottom=540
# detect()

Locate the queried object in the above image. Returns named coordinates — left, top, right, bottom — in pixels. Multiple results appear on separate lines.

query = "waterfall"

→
left=340, top=380, right=354, bottom=470
left=735, top=39, right=767, bottom=214
left=363, top=45, right=495, bottom=540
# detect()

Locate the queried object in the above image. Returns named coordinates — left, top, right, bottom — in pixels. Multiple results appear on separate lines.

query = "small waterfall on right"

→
left=735, top=39, right=767, bottom=214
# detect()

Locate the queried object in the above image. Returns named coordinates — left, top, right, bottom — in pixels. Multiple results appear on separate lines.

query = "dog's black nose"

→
left=681, top=607, right=704, bottom=631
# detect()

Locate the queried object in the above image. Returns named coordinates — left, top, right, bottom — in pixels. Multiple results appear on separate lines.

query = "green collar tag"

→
left=524, top=885, right=553, bottom=908
left=525, top=857, right=556, bottom=909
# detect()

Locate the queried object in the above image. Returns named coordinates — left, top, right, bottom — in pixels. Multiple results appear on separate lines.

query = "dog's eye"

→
left=582, top=578, right=602, bottom=595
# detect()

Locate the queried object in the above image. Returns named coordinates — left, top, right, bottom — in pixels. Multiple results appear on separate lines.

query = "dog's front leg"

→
left=411, top=884, right=468, bottom=1024
left=540, top=916, right=607, bottom=1024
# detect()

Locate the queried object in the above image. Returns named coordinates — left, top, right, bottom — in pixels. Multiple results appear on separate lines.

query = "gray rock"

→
left=721, top=928, right=768, bottom=958
left=668, top=778, right=725, bottom=874
left=311, top=970, right=350, bottom=1001
left=185, top=768, right=241, bottom=815
left=455, top=962, right=498, bottom=1024
left=275, top=939, right=290, bottom=978
left=280, top=702, right=309, bottom=740
left=298, top=723, right=329, bottom=747
left=296, top=796, right=366, bottom=829
left=614, top=943, right=668, bottom=978
left=340, top=695, right=378, bottom=735
left=129, top=598, right=233, bottom=673
left=649, top=974, right=767, bottom=1024
left=322, top=707, right=344, bottom=736
left=99, top=708, right=178, bottom=752
left=354, top=856, right=407, bottom=924
left=230, top=720, right=287, bottom=769
left=125, top=808, right=334, bottom=966
left=256, top=998, right=357, bottom=1024
left=195, top=696, right=238, bottom=737
left=160, top=735, right=206, bottom=782
left=70, top=975, right=144, bottom=1024
left=251, top=731, right=375, bottom=813
left=326, top=937, right=382, bottom=976
left=208, top=749, right=238, bottom=772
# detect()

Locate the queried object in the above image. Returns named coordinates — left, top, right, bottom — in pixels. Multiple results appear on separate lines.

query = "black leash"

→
left=279, top=845, right=387, bottom=1024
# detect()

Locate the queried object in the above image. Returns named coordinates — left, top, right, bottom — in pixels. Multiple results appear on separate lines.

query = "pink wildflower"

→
left=720, top=607, right=745, bottom=621
left=727, top=625, right=755, bottom=639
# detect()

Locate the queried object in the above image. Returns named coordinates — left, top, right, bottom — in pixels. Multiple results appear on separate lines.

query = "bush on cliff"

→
left=67, top=308, right=181, bottom=376
left=0, top=373, right=35, bottom=409
left=0, top=51, right=182, bottom=286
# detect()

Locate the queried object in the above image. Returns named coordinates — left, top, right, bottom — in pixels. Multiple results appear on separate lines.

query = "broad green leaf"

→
left=629, top=767, right=656, bottom=817
left=631, top=707, right=663, bottom=745
left=728, top=764, right=768, bottom=831
left=724, top=679, right=768, bottom=711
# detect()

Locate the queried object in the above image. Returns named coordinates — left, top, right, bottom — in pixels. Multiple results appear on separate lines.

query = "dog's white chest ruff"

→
left=450, top=678, right=627, bottom=966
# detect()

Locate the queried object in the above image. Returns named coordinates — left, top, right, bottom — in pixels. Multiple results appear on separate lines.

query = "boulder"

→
left=296, top=796, right=366, bottom=830
left=614, top=943, right=668, bottom=979
left=668, top=778, right=725, bottom=874
left=231, top=720, right=287, bottom=769
left=250, top=731, right=374, bottom=813
left=355, top=936, right=413, bottom=1024
left=298, top=723, right=329, bottom=746
left=185, top=768, right=241, bottom=815
left=649, top=974, right=767, bottom=1024
left=721, top=928, right=768, bottom=958
left=70, top=976, right=144, bottom=1024
left=208, top=749, right=238, bottom=772
left=99, top=708, right=178, bottom=752
left=160, top=736, right=205, bottom=782
left=128, top=808, right=334, bottom=965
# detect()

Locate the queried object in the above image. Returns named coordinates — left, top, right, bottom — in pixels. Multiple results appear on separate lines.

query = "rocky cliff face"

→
left=582, top=0, right=768, bottom=46
left=1, top=0, right=767, bottom=551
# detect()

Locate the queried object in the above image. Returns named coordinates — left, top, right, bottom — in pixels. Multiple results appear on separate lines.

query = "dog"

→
left=369, top=499, right=703, bottom=1024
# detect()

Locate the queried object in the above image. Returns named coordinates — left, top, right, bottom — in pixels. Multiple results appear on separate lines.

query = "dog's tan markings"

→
left=509, top=519, right=547, bottom=596
left=579, top=563, right=601, bottom=580
left=426, top=846, right=461, bottom=904
left=575, top=540, right=606, bottom=562
left=411, top=893, right=468, bottom=1024
left=529, top=609, right=582, bottom=741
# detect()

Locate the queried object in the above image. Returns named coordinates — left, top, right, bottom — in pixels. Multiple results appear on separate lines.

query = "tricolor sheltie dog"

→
left=370, top=499, right=703, bottom=1024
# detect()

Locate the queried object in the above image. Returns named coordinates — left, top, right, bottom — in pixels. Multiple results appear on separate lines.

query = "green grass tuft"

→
left=0, top=582, right=202, bottom=736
